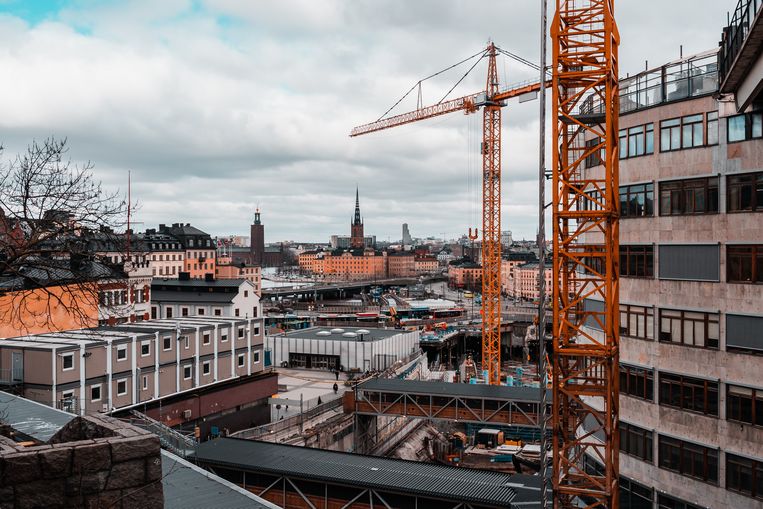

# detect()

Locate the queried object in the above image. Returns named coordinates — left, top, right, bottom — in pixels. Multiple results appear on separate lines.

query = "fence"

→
left=720, top=0, right=763, bottom=84
left=231, top=396, right=344, bottom=441
left=123, top=410, right=196, bottom=458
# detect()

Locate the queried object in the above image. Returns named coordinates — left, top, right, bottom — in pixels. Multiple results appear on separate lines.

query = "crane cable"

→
left=375, top=48, right=488, bottom=122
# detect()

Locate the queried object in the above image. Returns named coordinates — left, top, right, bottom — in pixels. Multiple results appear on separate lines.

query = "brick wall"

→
left=0, top=414, right=163, bottom=509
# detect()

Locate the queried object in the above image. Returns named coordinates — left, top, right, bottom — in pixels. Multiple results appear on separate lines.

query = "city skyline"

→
left=0, top=1, right=732, bottom=242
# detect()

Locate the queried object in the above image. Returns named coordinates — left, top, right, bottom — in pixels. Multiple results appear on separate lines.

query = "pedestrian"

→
left=335, top=369, right=340, bottom=381
left=333, top=382, right=338, bottom=394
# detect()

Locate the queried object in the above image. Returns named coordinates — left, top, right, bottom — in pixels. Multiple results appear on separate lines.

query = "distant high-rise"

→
left=402, top=223, right=412, bottom=245
left=350, top=187, right=364, bottom=249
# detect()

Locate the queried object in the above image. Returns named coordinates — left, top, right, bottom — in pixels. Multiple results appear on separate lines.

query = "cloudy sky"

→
left=0, top=0, right=732, bottom=243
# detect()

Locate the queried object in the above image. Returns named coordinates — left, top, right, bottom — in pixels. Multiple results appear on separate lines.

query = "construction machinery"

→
left=351, top=43, right=543, bottom=386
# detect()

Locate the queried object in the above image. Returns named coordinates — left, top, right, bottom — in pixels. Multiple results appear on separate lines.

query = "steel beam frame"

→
left=551, top=1, right=620, bottom=507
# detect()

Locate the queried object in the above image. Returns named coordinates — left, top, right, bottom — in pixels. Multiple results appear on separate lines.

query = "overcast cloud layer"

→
left=0, top=0, right=732, bottom=243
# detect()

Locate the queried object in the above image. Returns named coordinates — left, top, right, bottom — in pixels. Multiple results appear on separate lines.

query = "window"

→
left=238, top=327, right=245, bottom=339
left=221, top=332, right=228, bottom=342
left=660, top=114, right=704, bottom=151
left=183, top=365, right=192, bottom=380
left=237, top=354, right=245, bottom=367
left=620, top=477, right=653, bottom=509
left=727, top=453, right=763, bottom=500
left=619, top=183, right=654, bottom=217
left=706, top=111, right=718, bottom=145
left=253, top=326, right=260, bottom=336
left=659, top=373, right=718, bottom=416
left=165, top=307, right=173, bottom=318
left=151, top=306, right=157, bottom=319
left=658, top=244, right=720, bottom=281
left=142, top=375, right=148, bottom=391
left=659, top=177, right=719, bottom=215
left=116, top=345, right=127, bottom=361
left=197, top=308, right=205, bottom=316
left=620, top=421, right=653, bottom=463
left=619, top=304, right=654, bottom=340
left=657, top=494, right=705, bottom=509
left=62, top=353, right=74, bottom=371
left=91, top=384, right=101, bottom=402
left=727, top=385, right=763, bottom=427
left=235, top=308, right=240, bottom=317
left=244, top=290, right=248, bottom=298
left=620, top=364, right=654, bottom=401
left=214, top=308, right=222, bottom=316
left=202, top=361, right=211, bottom=375
left=181, top=307, right=189, bottom=317
left=728, top=172, right=763, bottom=212
left=203, top=333, right=210, bottom=346
left=619, top=123, right=654, bottom=159
left=163, top=336, right=171, bottom=351
left=253, top=350, right=260, bottom=364
left=658, top=435, right=718, bottom=484
left=117, top=379, right=127, bottom=396
left=184, top=336, right=190, bottom=349
left=140, top=341, right=150, bottom=357
left=658, top=309, right=719, bottom=349
left=727, top=111, right=763, bottom=142
left=726, top=314, right=763, bottom=353
left=585, top=137, right=604, bottom=168
left=619, top=245, right=654, bottom=278
left=727, top=245, right=763, bottom=283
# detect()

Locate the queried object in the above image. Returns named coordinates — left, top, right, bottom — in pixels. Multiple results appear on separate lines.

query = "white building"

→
left=266, top=327, right=419, bottom=372
left=150, top=278, right=260, bottom=320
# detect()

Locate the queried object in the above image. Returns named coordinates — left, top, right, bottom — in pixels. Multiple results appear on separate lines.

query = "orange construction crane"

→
left=551, top=0, right=620, bottom=507
left=351, top=44, right=545, bottom=385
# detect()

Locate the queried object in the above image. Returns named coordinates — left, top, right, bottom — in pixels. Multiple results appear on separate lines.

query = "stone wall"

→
left=0, top=414, right=163, bottom=509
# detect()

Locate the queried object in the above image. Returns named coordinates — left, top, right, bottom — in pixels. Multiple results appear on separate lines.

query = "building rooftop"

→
left=192, top=438, right=541, bottom=508
left=0, top=392, right=75, bottom=442
left=280, top=326, right=406, bottom=342
left=152, top=278, right=247, bottom=289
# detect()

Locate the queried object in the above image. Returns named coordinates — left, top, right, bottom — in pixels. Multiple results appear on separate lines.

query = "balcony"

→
left=719, top=0, right=763, bottom=109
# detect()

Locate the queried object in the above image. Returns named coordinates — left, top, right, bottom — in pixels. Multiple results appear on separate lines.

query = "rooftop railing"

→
left=720, top=0, right=763, bottom=85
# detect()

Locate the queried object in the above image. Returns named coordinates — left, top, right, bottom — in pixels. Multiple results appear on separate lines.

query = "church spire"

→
left=353, top=186, right=362, bottom=226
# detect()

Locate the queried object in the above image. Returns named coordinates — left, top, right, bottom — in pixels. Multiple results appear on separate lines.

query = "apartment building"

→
left=506, top=262, right=552, bottom=301
left=0, top=316, right=264, bottom=416
left=448, top=261, right=482, bottom=291
left=579, top=27, right=763, bottom=508
left=414, top=255, right=439, bottom=274
left=215, top=255, right=262, bottom=295
left=500, top=252, right=538, bottom=297
left=387, top=251, right=416, bottom=277
left=159, top=223, right=216, bottom=280
left=140, top=229, right=185, bottom=278
left=150, top=277, right=259, bottom=320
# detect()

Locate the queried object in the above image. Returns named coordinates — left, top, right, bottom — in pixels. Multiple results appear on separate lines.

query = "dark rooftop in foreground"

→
left=281, top=326, right=407, bottom=342
left=359, top=378, right=542, bottom=402
left=192, top=438, right=542, bottom=508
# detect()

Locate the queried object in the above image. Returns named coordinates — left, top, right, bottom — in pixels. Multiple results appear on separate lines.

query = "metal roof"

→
left=0, top=391, right=75, bottom=442
left=151, top=290, right=237, bottom=304
left=161, top=451, right=279, bottom=509
left=359, top=378, right=542, bottom=402
left=152, top=279, right=247, bottom=289
left=280, top=326, right=406, bottom=342
left=192, top=438, right=535, bottom=507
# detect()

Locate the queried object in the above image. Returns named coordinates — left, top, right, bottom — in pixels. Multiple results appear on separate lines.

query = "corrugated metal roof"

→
left=151, top=290, right=236, bottom=304
left=192, top=438, right=528, bottom=507
left=161, top=451, right=280, bottom=509
left=281, top=326, right=404, bottom=342
left=359, top=378, right=542, bottom=402
left=0, top=391, right=75, bottom=442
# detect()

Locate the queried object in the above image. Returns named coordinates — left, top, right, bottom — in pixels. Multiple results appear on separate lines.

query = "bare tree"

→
left=0, top=138, right=128, bottom=335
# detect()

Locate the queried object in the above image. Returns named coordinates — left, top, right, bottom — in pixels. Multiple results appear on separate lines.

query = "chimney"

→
left=179, top=272, right=191, bottom=281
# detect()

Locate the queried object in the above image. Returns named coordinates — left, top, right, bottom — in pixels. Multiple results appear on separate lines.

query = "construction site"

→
left=0, top=1, right=760, bottom=508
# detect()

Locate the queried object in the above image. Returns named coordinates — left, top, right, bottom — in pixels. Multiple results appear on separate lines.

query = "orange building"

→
left=216, top=256, right=262, bottom=295
left=0, top=284, right=98, bottom=339
left=387, top=252, right=415, bottom=277
left=298, top=249, right=385, bottom=281
left=448, top=262, right=482, bottom=291
left=414, top=256, right=439, bottom=274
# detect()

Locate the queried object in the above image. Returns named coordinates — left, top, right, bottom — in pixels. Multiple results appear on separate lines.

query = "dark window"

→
left=237, top=354, right=245, bottom=367
left=62, top=354, right=73, bottom=370
left=620, top=183, right=654, bottom=217
left=659, top=177, right=719, bottom=215
left=181, top=307, right=189, bottom=317
left=660, top=114, right=705, bottom=151
left=183, top=365, right=192, bottom=380
left=141, top=342, right=150, bottom=356
left=620, top=304, right=654, bottom=339
left=214, top=308, right=222, bottom=316
left=202, top=362, right=211, bottom=375
left=658, top=309, right=719, bottom=349
left=116, top=347, right=127, bottom=361
left=620, top=245, right=654, bottom=278
left=166, top=307, right=173, bottom=318
left=203, top=333, right=210, bottom=345
left=151, top=306, right=157, bottom=319
left=727, top=111, right=763, bottom=142
left=727, top=314, right=763, bottom=353
left=659, top=373, right=718, bottom=416
left=727, top=245, right=763, bottom=283
left=728, top=172, right=763, bottom=212
left=657, top=493, right=705, bottom=509
left=163, top=336, right=171, bottom=351
left=619, top=477, right=653, bottom=509
left=727, top=453, right=763, bottom=500
left=658, top=244, right=720, bottom=281
left=727, top=385, right=763, bottom=427
left=619, top=123, right=654, bottom=159
left=620, top=364, right=654, bottom=401
left=620, top=421, right=653, bottom=463
left=91, top=385, right=101, bottom=402
left=658, top=435, right=718, bottom=484
left=117, top=380, right=127, bottom=396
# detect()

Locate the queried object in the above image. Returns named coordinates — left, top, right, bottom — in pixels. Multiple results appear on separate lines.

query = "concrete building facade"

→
left=0, top=316, right=264, bottom=416
left=580, top=43, right=763, bottom=508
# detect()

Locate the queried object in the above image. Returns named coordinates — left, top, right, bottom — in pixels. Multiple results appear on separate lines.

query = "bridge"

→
left=344, top=378, right=542, bottom=427
left=261, top=277, right=432, bottom=299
